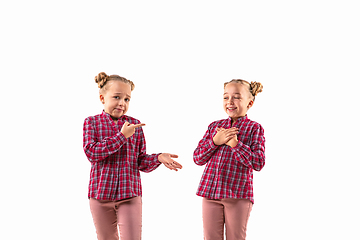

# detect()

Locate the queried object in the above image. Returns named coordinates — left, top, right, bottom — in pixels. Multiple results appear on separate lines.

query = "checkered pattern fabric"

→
left=194, top=115, right=265, bottom=204
left=83, top=111, right=161, bottom=201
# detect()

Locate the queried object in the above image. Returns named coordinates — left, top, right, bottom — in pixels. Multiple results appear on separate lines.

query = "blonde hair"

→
left=95, top=72, right=135, bottom=93
left=224, top=79, right=263, bottom=101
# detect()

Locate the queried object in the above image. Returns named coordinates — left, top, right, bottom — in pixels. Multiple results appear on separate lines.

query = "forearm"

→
left=84, top=132, right=127, bottom=162
left=230, top=140, right=265, bottom=171
left=138, top=153, right=162, bottom=172
left=193, top=139, right=218, bottom=166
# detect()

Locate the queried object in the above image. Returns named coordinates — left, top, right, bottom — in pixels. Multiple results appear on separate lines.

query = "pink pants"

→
left=89, top=197, right=142, bottom=240
left=202, top=198, right=253, bottom=240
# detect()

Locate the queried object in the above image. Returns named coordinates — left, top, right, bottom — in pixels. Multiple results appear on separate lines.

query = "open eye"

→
left=125, top=98, right=130, bottom=102
left=114, top=96, right=120, bottom=99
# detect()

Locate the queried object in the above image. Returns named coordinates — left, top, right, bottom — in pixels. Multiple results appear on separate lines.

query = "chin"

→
left=227, top=112, right=238, bottom=117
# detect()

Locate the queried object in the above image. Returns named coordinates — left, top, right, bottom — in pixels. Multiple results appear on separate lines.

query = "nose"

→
left=119, top=99, right=125, bottom=106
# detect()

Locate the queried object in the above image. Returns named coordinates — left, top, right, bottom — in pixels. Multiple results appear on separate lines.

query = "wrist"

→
left=212, top=137, right=217, bottom=146
left=120, top=130, right=129, bottom=138
left=157, top=153, right=163, bottom=162
left=229, top=140, right=238, bottom=148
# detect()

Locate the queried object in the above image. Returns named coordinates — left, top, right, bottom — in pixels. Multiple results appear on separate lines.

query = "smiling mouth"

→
left=227, top=107, right=237, bottom=111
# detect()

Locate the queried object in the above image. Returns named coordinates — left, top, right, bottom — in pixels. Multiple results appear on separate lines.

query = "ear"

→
left=247, top=100, right=254, bottom=109
left=99, top=94, right=105, bottom=104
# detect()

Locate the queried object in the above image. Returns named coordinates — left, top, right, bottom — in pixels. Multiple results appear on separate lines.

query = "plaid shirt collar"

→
left=227, top=114, right=248, bottom=127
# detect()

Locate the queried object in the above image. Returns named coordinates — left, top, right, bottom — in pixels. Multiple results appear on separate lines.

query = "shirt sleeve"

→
left=230, top=125, right=265, bottom=171
left=193, top=123, right=219, bottom=166
left=137, top=127, right=161, bottom=173
left=83, top=117, right=127, bottom=163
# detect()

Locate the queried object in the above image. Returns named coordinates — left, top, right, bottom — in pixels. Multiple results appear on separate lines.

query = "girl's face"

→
left=100, top=81, right=132, bottom=120
left=223, top=82, right=254, bottom=122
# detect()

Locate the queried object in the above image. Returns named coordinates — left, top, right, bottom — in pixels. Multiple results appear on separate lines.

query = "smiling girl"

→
left=83, top=72, right=182, bottom=240
left=194, top=79, right=265, bottom=240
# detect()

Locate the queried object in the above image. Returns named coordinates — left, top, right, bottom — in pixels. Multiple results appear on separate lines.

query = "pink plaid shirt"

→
left=83, top=111, right=161, bottom=201
left=194, top=115, right=265, bottom=204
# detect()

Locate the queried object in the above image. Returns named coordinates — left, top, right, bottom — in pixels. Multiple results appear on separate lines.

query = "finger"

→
left=225, top=132, right=236, bottom=137
left=165, top=161, right=182, bottom=170
left=121, top=122, right=130, bottom=130
left=164, top=163, right=178, bottom=171
left=225, top=130, right=238, bottom=136
left=133, top=123, right=146, bottom=129
left=225, top=135, right=236, bottom=141
left=172, top=161, right=183, bottom=169
left=226, top=127, right=239, bottom=132
left=169, top=154, right=179, bottom=158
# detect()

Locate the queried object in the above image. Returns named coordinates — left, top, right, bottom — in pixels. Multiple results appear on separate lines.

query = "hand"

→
left=121, top=122, right=146, bottom=138
left=213, top=127, right=238, bottom=146
left=158, top=153, right=182, bottom=171
left=226, top=134, right=238, bottom=148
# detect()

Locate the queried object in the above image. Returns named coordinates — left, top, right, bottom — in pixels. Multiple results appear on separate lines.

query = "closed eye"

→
left=224, top=97, right=240, bottom=100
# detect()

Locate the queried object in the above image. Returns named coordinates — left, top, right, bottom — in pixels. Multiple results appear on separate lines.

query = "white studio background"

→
left=0, top=1, right=359, bottom=239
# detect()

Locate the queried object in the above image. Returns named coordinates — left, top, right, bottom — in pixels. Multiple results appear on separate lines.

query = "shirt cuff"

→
left=116, top=131, right=127, bottom=145
left=208, top=138, right=218, bottom=149
left=231, top=140, right=250, bottom=158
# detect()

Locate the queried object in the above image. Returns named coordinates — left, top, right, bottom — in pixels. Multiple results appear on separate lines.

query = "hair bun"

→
left=95, top=72, right=109, bottom=89
left=250, top=81, right=263, bottom=96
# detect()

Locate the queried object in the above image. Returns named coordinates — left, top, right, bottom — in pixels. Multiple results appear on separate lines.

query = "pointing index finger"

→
left=133, top=123, right=146, bottom=128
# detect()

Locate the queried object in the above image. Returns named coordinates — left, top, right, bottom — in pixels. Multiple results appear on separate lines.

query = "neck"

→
left=231, top=115, right=246, bottom=125
left=110, top=115, right=119, bottom=123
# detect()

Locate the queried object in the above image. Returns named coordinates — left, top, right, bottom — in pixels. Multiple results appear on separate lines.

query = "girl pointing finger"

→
left=83, top=72, right=182, bottom=240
